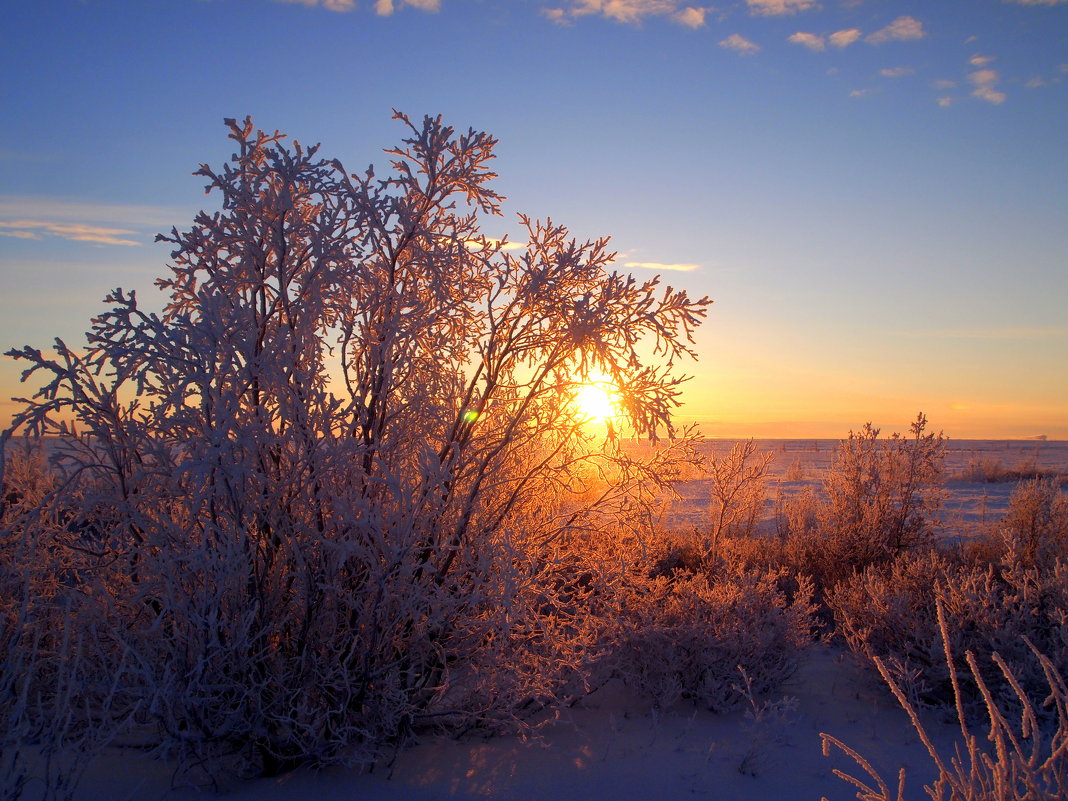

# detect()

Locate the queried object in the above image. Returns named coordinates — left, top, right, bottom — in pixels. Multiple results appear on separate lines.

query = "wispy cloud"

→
left=0, top=196, right=183, bottom=247
left=849, top=87, right=876, bottom=98
left=0, top=221, right=141, bottom=246
left=865, top=16, right=925, bottom=44
left=543, top=1, right=707, bottom=26
left=747, top=0, right=818, bottom=16
left=276, top=0, right=356, bottom=11
left=788, top=31, right=825, bottom=51
left=719, top=33, right=761, bottom=55
left=464, top=237, right=527, bottom=252
left=937, top=96, right=953, bottom=107
left=969, top=53, right=995, bottom=67
left=970, top=68, right=1007, bottom=104
left=879, top=66, right=914, bottom=78
left=829, top=28, right=861, bottom=47
left=624, top=261, right=699, bottom=272
left=932, top=78, right=958, bottom=89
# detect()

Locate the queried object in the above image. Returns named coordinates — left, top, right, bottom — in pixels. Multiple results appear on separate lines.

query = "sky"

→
left=1, top=0, right=1066, bottom=440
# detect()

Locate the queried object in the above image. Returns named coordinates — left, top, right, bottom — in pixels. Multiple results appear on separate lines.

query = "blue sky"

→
left=2, top=0, right=1066, bottom=438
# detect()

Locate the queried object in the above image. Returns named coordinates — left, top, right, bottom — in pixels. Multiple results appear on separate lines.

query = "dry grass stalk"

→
left=821, top=599, right=1068, bottom=801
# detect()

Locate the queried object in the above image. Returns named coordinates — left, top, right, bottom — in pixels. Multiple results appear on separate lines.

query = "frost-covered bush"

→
left=773, top=415, right=945, bottom=606
left=996, top=477, right=1068, bottom=567
left=822, top=414, right=945, bottom=558
left=1, top=114, right=709, bottom=779
left=607, top=564, right=816, bottom=711
left=1, top=488, right=135, bottom=801
left=774, top=483, right=821, bottom=542
left=703, top=439, right=773, bottom=557
left=828, top=550, right=1068, bottom=708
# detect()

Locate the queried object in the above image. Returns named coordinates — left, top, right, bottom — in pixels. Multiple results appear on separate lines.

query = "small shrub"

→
left=607, top=563, right=815, bottom=711
left=958, top=456, right=1066, bottom=485
left=703, top=439, right=773, bottom=557
left=822, top=413, right=945, bottom=559
left=770, top=414, right=945, bottom=614
left=828, top=550, right=1068, bottom=707
left=997, top=478, right=1068, bottom=567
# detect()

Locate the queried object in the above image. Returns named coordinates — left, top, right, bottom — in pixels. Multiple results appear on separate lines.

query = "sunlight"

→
left=574, top=377, right=621, bottom=424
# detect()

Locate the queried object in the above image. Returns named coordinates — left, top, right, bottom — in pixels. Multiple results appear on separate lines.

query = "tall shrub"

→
left=1, top=114, right=710, bottom=775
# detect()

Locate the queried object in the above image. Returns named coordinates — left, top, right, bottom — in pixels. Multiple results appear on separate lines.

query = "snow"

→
left=69, top=644, right=963, bottom=801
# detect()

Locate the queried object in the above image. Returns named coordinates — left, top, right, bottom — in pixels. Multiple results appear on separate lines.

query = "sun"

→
left=574, top=378, right=621, bottom=423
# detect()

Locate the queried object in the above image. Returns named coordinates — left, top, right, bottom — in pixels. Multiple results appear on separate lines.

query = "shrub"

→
left=1, top=114, right=709, bottom=780
left=607, top=563, right=816, bottom=711
left=822, top=413, right=945, bottom=559
left=997, top=477, right=1068, bottom=567
left=703, top=439, right=773, bottom=556
left=772, top=415, right=945, bottom=608
left=1, top=495, right=135, bottom=801
left=828, top=550, right=1068, bottom=708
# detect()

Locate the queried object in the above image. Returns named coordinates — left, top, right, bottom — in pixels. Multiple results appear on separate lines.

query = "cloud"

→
left=747, top=0, right=818, bottom=16
left=375, top=0, right=439, bottom=13
left=969, top=53, right=995, bottom=67
left=970, top=68, right=1007, bottom=104
left=849, top=87, right=875, bottom=98
left=465, top=237, right=527, bottom=252
left=276, top=0, right=356, bottom=10
left=719, top=33, right=761, bottom=55
left=1026, top=75, right=1048, bottom=88
left=624, top=261, right=699, bottom=272
left=544, top=0, right=709, bottom=26
left=932, top=78, right=958, bottom=89
left=0, top=221, right=141, bottom=246
left=1000, top=0, right=1068, bottom=5
left=788, top=32, right=825, bottom=51
left=829, top=28, right=861, bottom=47
left=879, top=66, right=914, bottom=78
left=672, top=6, right=706, bottom=27
left=0, top=196, right=184, bottom=247
left=866, top=16, right=925, bottom=44
left=937, top=97, right=953, bottom=107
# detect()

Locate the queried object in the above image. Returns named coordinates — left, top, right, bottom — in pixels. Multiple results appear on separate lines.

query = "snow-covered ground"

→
left=76, top=644, right=964, bottom=801
left=55, top=438, right=1066, bottom=801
